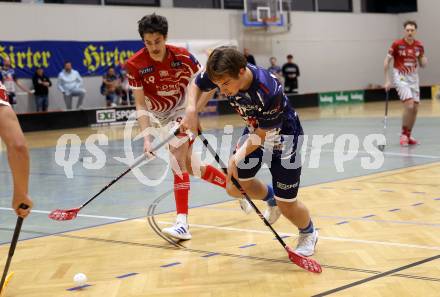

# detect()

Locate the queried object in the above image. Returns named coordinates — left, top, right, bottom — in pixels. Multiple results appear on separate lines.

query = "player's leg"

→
left=396, top=83, right=413, bottom=146
left=162, top=131, right=192, bottom=240
left=401, top=98, right=418, bottom=145
left=407, top=87, right=421, bottom=145
left=186, top=143, right=227, bottom=189
left=227, top=147, right=280, bottom=223
left=270, top=157, right=317, bottom=257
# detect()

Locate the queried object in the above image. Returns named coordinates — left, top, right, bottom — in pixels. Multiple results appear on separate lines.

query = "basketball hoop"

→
left=262, top=16, right=278, bottom=31
left=242, top=0, right=290, bottom=33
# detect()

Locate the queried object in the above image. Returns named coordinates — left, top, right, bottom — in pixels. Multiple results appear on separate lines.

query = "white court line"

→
left=0, top=207, right=127, bottom=221
left=157, top=220, right=440, bottom=251
left=194, top=144, right=440, bottom=160
left=318, top=149, right=440, bottom=160
left=2, top=206, right=438, bottom=251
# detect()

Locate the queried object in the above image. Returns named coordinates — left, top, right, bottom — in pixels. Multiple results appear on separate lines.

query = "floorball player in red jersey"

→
left=125, top=14, right=258, bottom=240
left=384, top=20, right=427, bottom=146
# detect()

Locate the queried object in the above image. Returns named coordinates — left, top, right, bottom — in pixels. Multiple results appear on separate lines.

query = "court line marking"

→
left=312, top=254, right=440, bottom=297
left=1, top=207, right=439, bottom=251
left=199, top=206, right=440, bottom=228
left=0, top=207, right=127, bottom=221
left=1, top=224, right=439, bottom=284
left=316, top=149, right=440, bottom=160
left=156, top=220, right=440, bottom=251
left=52, top=232, right=440, bottom=283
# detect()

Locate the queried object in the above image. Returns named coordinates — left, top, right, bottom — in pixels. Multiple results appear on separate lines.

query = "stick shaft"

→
left=0, top=205, right=26, bottom=293
left=384, top=90, right=389, bottom=129
left=81, top=129, right=180, bottom=209
left=198, top=133, right=288, bottom=248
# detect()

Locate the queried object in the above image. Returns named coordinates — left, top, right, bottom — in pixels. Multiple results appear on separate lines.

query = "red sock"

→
left=202, top=165, right=226, bottom=188
left=402, top=126, right=411, bottom=137
left=174, top=172, right=190, bottom=214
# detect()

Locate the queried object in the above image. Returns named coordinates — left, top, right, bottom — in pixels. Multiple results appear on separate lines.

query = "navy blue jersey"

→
left=195, top=64, right=303, bottom=138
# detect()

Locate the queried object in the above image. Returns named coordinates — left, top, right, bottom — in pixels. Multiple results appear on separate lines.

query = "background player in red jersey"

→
left=0, top=81, right=33, bottom=218
left=125, top=14, right=252, bottom=240
left=384, top=20, right=427, bottom=146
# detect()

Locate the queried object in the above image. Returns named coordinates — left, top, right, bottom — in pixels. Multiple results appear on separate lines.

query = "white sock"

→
left=176, top=214, right=188, bottom=225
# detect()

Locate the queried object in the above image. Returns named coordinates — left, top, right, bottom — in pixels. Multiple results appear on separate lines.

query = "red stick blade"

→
left=285, top=246, right=322, bottom=273
left=48, top=208, right=79, bottom=221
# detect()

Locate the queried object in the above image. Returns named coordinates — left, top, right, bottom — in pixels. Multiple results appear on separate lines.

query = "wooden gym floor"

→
left=0, top=100, right=439, bottom=296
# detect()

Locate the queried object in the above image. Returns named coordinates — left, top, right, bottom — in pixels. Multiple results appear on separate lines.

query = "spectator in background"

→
left=0, top=57, right=33, bottom=106
left=243, top=48, right=256, bottom=65
left=282, top=54, right=300, bottom=94
left=119, top=68, right=134, bottom=105
left=57, top=61, right=86, bottom=110
left=32, top=67, right=51, bottom=112
left=101, top=66, right=121, bottom=107
left=267, top=57, right=282, bottom=81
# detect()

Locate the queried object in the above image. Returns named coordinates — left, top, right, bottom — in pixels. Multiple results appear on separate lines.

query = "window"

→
left=290, top=0, right=315, bottom=12
left=173, top=0, right=220, bottom=9
left=317, top=0, right=352, bottom=12
left=362, top=0, right=417, bottom=13
left=44, top=0, right=101, bottom=4
left=224, top=0, right=243, bottom=10
left=105, top=0, right=159, bottom=5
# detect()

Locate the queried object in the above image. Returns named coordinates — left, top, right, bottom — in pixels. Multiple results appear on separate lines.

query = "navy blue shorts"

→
left=236, top=137, right=302, bottom=201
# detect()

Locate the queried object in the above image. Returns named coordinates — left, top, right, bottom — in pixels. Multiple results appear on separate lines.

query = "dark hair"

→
left=287, top=54, right=293, bottom=59
left=206, top=46, right=247, bottom=81
left=403, top=20, right=417, bottom=29
left=64, top=61, right=71, bottom=66
left=138, top=13, right=168, bottom=39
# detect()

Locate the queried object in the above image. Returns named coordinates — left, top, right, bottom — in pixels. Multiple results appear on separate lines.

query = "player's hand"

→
left=12, top=194, right=33, bottom=218
left=143, top=137, right=155, bottom=159
left=181, top=107, right=199, bottom=134
left=384, top=81, right=392, bottom=91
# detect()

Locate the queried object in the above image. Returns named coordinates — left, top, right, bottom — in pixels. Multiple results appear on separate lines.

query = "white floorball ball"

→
left=73, top=273, right=88, bottom=286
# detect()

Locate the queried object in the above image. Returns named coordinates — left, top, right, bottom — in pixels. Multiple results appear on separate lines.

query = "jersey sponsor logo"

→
left=262, top=108, right=279, bottom=116
left=156, top=83, right=180, bottom=92
left=139, top=66, right=155, bottom=75
left=170, top=60, right=182, bottom=68
left=276, top=181, right=298, bottom=191
left=159, top=70, right=169, bottom=78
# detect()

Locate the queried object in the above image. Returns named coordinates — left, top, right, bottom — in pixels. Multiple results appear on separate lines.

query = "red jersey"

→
left=125, top=45, right=200, bottom=113
left=0, top=81, right=9, bottom=106
left=388, top=38, right=424, bottom=75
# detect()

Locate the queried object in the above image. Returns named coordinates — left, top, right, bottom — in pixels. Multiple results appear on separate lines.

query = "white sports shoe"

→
left=239, top=198, right=253, bottom=214
left=295, top=229, right=318, bottom=257
left=263, top=205, right=281, bottom=224
left=162, top=222, right=192, bottom=240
